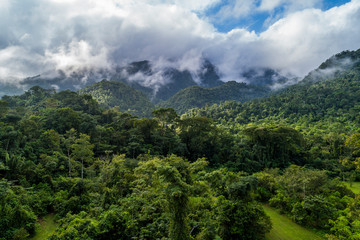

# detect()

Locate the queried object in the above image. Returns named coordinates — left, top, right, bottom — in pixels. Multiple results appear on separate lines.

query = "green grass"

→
left=343, top=181, right=360, bottom=194
left=30, top=214, right=57, bottom=240
left=263, top=205, right=325, bottom=240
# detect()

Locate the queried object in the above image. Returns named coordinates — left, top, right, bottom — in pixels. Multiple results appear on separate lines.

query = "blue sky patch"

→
left=203, top=0, right=351, bottom=33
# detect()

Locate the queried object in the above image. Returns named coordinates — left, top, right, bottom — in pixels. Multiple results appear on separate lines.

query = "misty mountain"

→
left=0, top=59, right=225, bottom=101
left=241, top=68, right=294, bottom=88
left=79, top=80, right=155, bottom=117
left=110, top=60, right=197, bottom=102
left=303, top=48, right=360, bottom=83
left=185, top=48, right=360, bottom=127
left=0, top=82, right=25, bottom=96
left=0, top=58, right=291, bottom=102
left=110, top=60, right=224, bottom=103
left=158, top=81, right=269, bottom=114
left=1, top=69, right=112, bottom=96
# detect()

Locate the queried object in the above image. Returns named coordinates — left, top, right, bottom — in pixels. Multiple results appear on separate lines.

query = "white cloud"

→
left=153, top=0, right=220, bottom=11
left=0, top=0, right=359, bottom=87
left=45, top=40, right=110, bottom=72
left=0, top=46, right=47, bottom=80
left=258, top=0, right=283, bottom=11
left=259, top=0, right=322, bottom=12
left=214, top=0, right=258, bottom=20
left=258, top=0, right=360, bottom=75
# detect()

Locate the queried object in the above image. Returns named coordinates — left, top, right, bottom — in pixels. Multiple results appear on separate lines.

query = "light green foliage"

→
left=158, top=81, right=269, bottom=114
left=328, top=196, right=360, bottom=240
left=268, top=166, right=355, bottom=230
left=49, top=212, right=99, bottom=240
left=71, top=133, right=94, bottom=178
left=255, top=170, right=279, bottom=202
left=79, top=80, right=155, bottom=117
left=0, top=180, right=37, bottom=240
left=157, top=156, right=192, bottom=240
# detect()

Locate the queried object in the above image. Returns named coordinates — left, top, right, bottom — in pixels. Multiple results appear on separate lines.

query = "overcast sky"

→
left=0, top=0, right=359, bottom=84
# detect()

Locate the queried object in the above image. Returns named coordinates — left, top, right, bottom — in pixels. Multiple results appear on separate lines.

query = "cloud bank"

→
left=0, top=0, right=359, bottom=85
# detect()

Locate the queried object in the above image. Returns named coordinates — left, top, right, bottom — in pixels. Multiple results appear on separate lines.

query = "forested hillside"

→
left=110, top=59, right=224, bottom=103
left=1, top=49, right=360, bottom=240
left=159, top=81, right=269, bottom=114
left=186, top=49, right=360, bottom=130
left=0, top=87, right=275, bottom=239
left=79, top=80, right=155, bottom=117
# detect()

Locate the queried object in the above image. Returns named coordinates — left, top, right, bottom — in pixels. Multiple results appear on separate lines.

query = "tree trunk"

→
left=68, top=150, right=71, bottom=178
left=81, top=159, right=84, bottom=179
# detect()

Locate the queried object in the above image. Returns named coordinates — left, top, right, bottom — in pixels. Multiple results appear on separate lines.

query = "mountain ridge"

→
left=78, top=80, right=155, bottom=117
left=158, top=81, right=269, bottom=114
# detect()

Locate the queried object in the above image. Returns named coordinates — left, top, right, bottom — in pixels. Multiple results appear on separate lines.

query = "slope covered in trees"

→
left=183, top=49, right=360, bottom=177
left=0, top=88, right=275, bottom=239
left=1, top=49, right=360, bottom=240
left=159, top=81, right=269, bottom=114
left=186, top=49, right=360, bottom=130
left=79, top=80, right=155, bottom=117
left=110, top=59, right=224, bottom=102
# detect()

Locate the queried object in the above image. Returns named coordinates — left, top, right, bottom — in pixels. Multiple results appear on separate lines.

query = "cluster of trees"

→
left=1, top=53, right=360, bottom=239
left=254, top=166, right=360, bottom=239
left=0, top=87, right=275, bottom=239
left=184, top=57, right=360, bottom=179
left=47, top=155, right=272, bottom=240
left=79, top=80, right=155, bottom=117
left=159, top=81, right=268, bottom=114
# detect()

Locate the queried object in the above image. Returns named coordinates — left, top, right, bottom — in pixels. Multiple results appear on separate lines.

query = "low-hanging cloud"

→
left=0, top=0, right=359, bottom=87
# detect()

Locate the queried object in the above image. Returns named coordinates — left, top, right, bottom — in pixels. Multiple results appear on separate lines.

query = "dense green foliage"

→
left=184, top=50, right=360, bottom=173
left=1, top=49, right=360, bottom=240
left=185, top=50, right=360, bottom=129
left=180, top=49, right=360, bottom=240
left=79, top=80, right=155, bottom=117
left=0, top=87, right=271, bottom=239
left=159, top=81, right=269, bottom=114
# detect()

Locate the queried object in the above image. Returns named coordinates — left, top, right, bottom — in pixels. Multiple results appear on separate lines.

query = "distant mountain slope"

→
left=241, top=68, right=292, bottom=87
left=303, top=48, right=360, bottom=83
left=0, top=59, right=225, bottom=101
left=111, top=60, right=224, bottom=102
left=79, top=80, right=155, bottom=117
left=111, top=60, right=197, bottom=102
left=184, top=49, right=360, bottom=128
left=158, top=81, right=269, bottom=114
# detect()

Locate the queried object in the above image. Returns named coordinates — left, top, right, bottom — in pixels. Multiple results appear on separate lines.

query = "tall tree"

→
left=157, top=157, right=191, bottom=240
left=63, top=128, right=77, bottom=178
left=71, top=133, right=94, bottom=179
left=0, top=100, right=8, bottom=118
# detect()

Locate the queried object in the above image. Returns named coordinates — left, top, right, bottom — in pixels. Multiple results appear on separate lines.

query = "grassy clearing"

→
left=343, top=181, right=360, bottom=194
left=30, top=214, right=57, bottom=240
left=263, top=205, right=325, bottom=240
